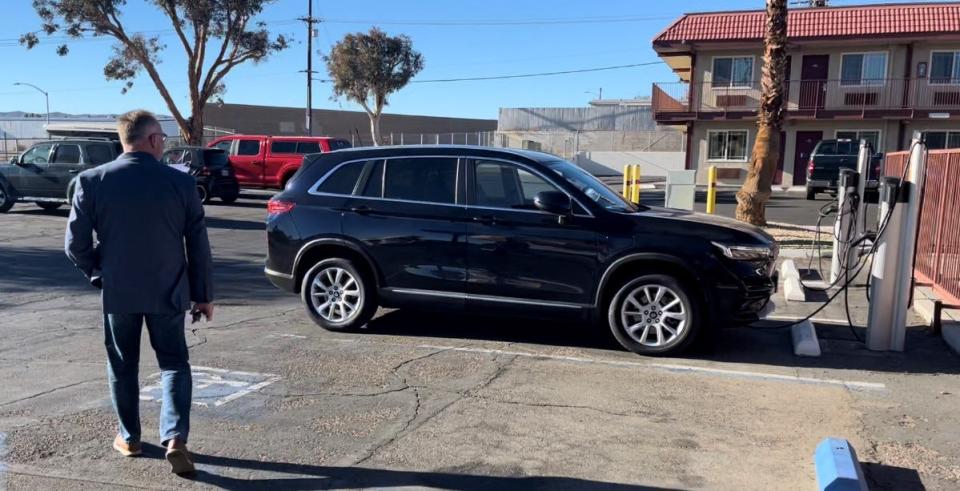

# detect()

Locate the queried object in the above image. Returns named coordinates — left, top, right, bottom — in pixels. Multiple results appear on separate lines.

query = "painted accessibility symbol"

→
left=139, top=366, right=280, bottom=408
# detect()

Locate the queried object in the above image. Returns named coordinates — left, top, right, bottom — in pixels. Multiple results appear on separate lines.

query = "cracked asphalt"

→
left=1, top=193, right=959, bottom=490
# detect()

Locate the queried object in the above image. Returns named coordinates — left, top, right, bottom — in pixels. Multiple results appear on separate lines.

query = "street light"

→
left=14, top=82, right=50, bottom=131
left=585, top=88, right=603, bottom=102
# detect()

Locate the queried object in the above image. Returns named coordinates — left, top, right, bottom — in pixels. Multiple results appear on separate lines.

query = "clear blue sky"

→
left=0, top=0, right=947, bottom=120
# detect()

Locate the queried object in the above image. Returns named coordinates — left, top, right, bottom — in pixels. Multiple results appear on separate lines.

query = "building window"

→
left=930, top=52, right=960, bottom=85
left=836, top=130, right=881, bottom=151
left=712, top=57, right=754, bottom=88
left=840, top=52, right=887, bottom=86
left=922, top=131, right=960, bottom=150
left=707, top=130, right=749, bottom=161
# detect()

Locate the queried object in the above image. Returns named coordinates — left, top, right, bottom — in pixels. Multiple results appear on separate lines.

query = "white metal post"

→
left=830, top=169, right=858, bottom=284
left=855, top=139, right=871, bottom=239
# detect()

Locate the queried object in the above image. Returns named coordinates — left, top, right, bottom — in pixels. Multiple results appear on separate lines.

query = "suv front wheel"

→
left=301, top=258, right=377, bottom=331
left=0, top=181, right=14, bottom=213
left=607, top=274, right=701, bottom=356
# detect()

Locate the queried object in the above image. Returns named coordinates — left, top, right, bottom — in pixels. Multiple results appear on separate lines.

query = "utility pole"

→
left=300, top=1, right=318, bottom=136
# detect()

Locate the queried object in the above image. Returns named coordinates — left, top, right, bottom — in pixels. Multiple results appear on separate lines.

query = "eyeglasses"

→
left=147, top=132, right=168, bottom=143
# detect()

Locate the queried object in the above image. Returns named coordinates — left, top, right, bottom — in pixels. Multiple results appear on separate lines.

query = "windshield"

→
left=544, top=160, right=638, bottom=212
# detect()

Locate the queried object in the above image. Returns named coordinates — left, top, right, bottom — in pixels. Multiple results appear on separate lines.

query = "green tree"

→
left=22, top=0, right=289, bottom=145
left=325, top=28, right=424, bottom=145
left=735, top=0, right=788, bottom=225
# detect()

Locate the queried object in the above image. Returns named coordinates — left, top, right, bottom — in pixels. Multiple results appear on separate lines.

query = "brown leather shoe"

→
left=165, top=438, right=196, bottom=475
left=112, top=434, right=142, bottom=457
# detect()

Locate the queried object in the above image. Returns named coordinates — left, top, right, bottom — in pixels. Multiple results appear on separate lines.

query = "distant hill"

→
left=0, top=111, right=172, bottom=119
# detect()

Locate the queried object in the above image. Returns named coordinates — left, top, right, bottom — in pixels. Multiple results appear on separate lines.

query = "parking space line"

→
left=415, top=344, right=887, bottom=391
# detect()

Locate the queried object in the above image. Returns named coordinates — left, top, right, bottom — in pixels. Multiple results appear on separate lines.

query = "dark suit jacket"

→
left=65, top=152, right=214, bottom=314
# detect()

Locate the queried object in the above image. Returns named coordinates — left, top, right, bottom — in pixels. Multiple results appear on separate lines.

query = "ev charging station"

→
left=824, top=135, right=927, bottom=352
left=866, top=136, right=927, bottom=351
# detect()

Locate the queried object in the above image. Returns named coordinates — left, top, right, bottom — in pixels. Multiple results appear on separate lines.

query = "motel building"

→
left=650, top=2, right=960, bottom=186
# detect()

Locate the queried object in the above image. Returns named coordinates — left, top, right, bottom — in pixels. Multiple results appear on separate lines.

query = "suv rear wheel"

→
left=805, top=187, right=816, bottom=200
left=301, top=258, right=377, bottom=331
left=607, top=274, right=701, bottom=356
left=0, top=181, right=14, bottom=213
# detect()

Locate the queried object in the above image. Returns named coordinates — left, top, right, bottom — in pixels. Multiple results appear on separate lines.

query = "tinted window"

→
left=316, top=161, right=365, bottom=195
left=297, top=142, right=321, bottom=154
left=475, top=161, right=558, bottom=210
left=329, top=139, right=351, bottom=151
left=52, top=144, right=81, bottom=164
left=237, top=140, right=260, bottom=156
left=816, top=141, right=837, bottom=155
left=270, top=140, right=297, bottom=154
left=213, top=140, right=232, bottom=152
left=21, top=143, right=53, bottom=164
left=203, top=150, right=229, bottom=168
left=162, top=150, right=184, bottom=165
left=383, top=157, right=457, bottom=204
left=360, top=160, right=384, bottom=197
left=86, top=143, right=114, bottom=165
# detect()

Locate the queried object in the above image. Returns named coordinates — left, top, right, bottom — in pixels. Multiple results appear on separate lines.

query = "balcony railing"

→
left=652, top=78, right=960, bottom=118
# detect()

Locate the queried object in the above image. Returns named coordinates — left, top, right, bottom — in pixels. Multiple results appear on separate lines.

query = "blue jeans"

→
left=103, top=312, right=191, bottom=445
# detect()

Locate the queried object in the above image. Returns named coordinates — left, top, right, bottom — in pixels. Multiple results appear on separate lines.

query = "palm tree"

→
left=735, top=0, right=788, bottom=225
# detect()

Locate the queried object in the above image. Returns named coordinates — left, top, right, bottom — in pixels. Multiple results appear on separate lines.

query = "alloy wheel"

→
left=309, top=267, right=362, bottom=323
left=619, top=283, right=687, bottom=348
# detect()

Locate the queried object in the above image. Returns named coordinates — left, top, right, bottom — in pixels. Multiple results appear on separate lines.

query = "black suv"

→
left=805, top=139, right=882, bottom=200
left=0, top=139, right=122, bottom=213
left=162, top=146, right=241, bottom=203
left=265, top=146, right=778, bottom=356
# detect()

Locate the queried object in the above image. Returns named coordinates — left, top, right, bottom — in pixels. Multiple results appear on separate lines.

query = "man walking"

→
left=65, top=110, right=213, bottom=475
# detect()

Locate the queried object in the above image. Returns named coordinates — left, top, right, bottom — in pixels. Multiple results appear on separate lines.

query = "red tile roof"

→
left=654, top=2, right=960, bottom=44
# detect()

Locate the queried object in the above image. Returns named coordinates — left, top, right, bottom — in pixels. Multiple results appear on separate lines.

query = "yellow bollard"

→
left=631, top=165, right=641, bottom=204
left=622, top=165, right=631, bottom=199
left=706, top=165, right=718, bottom=214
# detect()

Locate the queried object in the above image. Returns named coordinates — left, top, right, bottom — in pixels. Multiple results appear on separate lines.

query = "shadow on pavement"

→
left=137, top=444, right=675, bottom=490
left=205, top=216, right=265, bottom=231
left=363, top=310, right=623, bottom=352
left=862, top=462, right=926, bottom=490
left=358, top=310, right=960, bottom=376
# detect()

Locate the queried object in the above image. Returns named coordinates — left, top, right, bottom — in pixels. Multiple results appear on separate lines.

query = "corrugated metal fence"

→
left=884, top=149, right=960, bottom=305
left=498, top=106, right=657, bottom=132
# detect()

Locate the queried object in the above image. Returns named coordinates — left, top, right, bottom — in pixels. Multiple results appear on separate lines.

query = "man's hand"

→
left=192, top=303, right=214, bottom=322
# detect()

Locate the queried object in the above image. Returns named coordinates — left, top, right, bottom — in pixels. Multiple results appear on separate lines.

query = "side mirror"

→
left=9, top=157, right=18, bottom=165
left=534, top=190, right=572, bottom=215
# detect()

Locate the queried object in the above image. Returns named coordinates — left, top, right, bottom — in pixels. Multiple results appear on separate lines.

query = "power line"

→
left=313, top=62, right=662, bottom=84
left=321, top=15, right=674, bottom=26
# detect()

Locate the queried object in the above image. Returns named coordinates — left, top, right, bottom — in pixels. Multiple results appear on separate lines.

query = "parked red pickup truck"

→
left=207, top=135, right=351, bottom=189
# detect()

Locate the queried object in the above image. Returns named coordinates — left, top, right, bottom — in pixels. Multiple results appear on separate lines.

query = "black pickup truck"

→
left=0, top=139, right=122, bottom=213
left=805, top=139, right=883, bottom=200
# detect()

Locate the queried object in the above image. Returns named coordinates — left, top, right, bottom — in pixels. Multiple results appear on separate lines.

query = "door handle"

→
left=346, top=205, right=372, bottom=214
left=472, top=215, right=496, bottom=225
left=68, top=169, right=80, bottom=174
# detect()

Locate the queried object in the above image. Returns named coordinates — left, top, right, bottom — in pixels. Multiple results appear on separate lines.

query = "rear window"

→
left=86, top=143, right=115, bottom=165
left=383, top=157, right=458, bottom=204
left=816, top=140, right=856, bottom=156
left=297, top=141, right=322, bottom=154
left=237, top=140, right=261, bottom=156
left=203, top=149, right=229, bottom=168
left=270, top=140, right=298, bottom=154
left=52, top=144, right=81, bottom=164
left=329, top=139, right=351, bottom=151
left=316, top=161, right=366, bottom=195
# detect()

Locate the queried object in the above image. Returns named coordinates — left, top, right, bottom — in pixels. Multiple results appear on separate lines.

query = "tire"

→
left=0, top=180, right=14, bottom=213
left=220, top=190, right=239, bottom=204
left=301, top=258, right=377, bottom=331
left=196, top=185, right=210, bottom=203
left=805, top=187, right=816, bottom=200
left=36, top=202, right=63, bottom=212
left=607, top=274, right=701, bottom=356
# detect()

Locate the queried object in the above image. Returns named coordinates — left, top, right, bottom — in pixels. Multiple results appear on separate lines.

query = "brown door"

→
left=774, top=131, right=786, bottom=185
left=799, top=55, right=829, bottom=110
left=793, top=131, right=823, bottom=185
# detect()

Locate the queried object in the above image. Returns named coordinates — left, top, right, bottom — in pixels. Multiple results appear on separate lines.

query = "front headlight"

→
left=711, top=241, right=774, bottom=261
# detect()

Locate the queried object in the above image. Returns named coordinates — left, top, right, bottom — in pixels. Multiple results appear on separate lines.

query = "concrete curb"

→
left=814, top=438, right=868, bottom=491
left=792, top=320, right=821, bottom=357
left=780, top=259, right=807, bottom=302
left=913, top=286, right=960, bottom=356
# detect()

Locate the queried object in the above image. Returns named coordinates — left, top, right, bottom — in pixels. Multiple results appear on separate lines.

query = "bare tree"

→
left=735, top=0, right=788, bottom=225
left=325, top=28, right=424, bottom=145
left=22, top=0, right=289, bottom=144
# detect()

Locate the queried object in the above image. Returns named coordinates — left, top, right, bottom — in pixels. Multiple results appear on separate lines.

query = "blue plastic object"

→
left=814, top=438, right=868, bottom=491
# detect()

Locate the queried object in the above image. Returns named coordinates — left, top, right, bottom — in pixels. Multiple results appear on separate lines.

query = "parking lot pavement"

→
left=2, top=195, right=959, bottom=490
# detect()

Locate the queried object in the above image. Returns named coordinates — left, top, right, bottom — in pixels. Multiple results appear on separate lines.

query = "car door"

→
left=465, top=158, right=598, bottom=310
left=266, top=139, right=298, bottom=188
left=45, top=142, right=83, bottom=198
left=231, top=138, right=265, bottom=186
left=341, top=156, right=468, bottom=306
left=14, top=142, right=55, bottom=196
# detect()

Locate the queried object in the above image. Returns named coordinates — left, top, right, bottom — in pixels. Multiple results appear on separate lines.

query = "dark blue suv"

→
left=265, top=146, right=777, bottom=356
